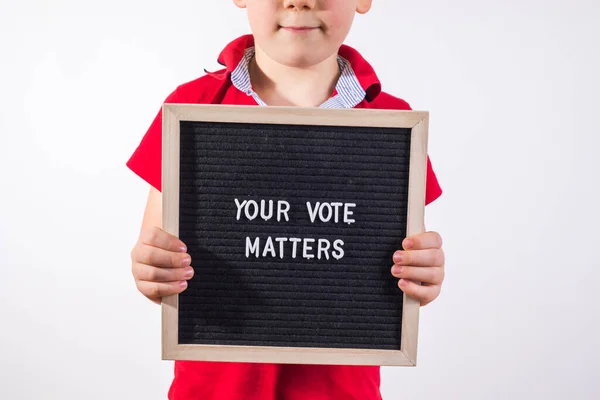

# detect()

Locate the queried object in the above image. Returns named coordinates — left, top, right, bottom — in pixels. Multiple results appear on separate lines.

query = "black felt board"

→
left=177, top=120, right=411, bottom=351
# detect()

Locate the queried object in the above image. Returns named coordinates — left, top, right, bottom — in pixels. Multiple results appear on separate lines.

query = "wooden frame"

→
left=161, top=104, right=429, bottom=366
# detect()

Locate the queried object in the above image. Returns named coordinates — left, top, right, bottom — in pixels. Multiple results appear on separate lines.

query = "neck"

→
left=249, top=44, right=341, bottom=107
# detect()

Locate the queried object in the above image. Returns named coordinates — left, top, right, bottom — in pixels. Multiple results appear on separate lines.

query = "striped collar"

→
left=230, top=47, right=368, bottom=109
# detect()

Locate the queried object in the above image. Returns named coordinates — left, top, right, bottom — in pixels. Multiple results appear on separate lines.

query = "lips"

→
left=281, top=26, right=318, bottom=30
left=279, top=25, right=320, bottom=34
left=279, top=22, right=320, bottom=30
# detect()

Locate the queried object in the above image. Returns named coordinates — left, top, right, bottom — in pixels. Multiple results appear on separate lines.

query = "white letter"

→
left=303, top=238, right=315, bottom=259
left=246, top=237, right=260, bottom=258
left=235, top=198, right=247, bottom=220
left=260, top=199, right=274, bottom=221
left=277, top=201, right=291, bottom=222
left=318, top=203, right=333, bottom=222
left=317, top=239, right=330, bottom=260
left=245, top=200, right=259, bottom=220
left=275, top=237, right=288, bottom=259
left=344, top=203, right=356, bottom=224
left=306, top=201, right=319, bottom=223
left=331, top=202, right=343, bottom=223
left=289, top=238, right=301, bottom=258
left=332, top=239, right=345, bottom=260
left=262, top=237, right=276, bottom=258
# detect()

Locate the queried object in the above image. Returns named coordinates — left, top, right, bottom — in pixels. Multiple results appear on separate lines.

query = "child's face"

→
left=233, top=0, right=372, bottom=68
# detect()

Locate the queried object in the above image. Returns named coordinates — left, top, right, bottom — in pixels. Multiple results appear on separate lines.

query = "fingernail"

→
left=180, top=281, right=188, bottom=288
left=404, top=240, right=413, bottom=250
left=182, top=257, right=191, bottom=267
left=393, top=252, right=403, bottom=264
left=179, top=245, right=187, bottom=253
left=399, top=279, right=408, bottom=287
left=391, top=266, right=403, bottom=276
left=184, top=267, right=194, bottom=279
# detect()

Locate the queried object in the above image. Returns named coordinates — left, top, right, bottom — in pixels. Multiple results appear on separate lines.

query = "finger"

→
left=391, top=265, right=444, bottom=285
left=135, top=279, right=189, bottom=301
left=393, top=248, right=444, bottom=268
left=398, top=279, right=441, bottom=306
left=140, top=226, right=188, bottom=252
left=134, top=244, right=192, bottom=269
left=403, top=231, right=443, bottom=250
left=132, top=262, right=194, bottom=283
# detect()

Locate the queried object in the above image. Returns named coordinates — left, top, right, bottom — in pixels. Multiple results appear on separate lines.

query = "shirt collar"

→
left=216, top=34, right=382, bottom=105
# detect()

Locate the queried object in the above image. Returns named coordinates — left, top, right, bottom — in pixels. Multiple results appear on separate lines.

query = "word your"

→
left=234, top=199, right=290, bottom=222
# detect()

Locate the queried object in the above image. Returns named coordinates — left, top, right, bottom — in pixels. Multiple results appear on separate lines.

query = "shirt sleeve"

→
left=425, top=155, right=443, bottom=206
left=126, top=89, right=180, bottom=192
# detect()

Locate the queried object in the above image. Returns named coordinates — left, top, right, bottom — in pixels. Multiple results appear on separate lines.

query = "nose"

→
left=283, top=0, right=316, bottom=10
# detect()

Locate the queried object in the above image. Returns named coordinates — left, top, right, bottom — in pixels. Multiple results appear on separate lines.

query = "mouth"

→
left=279, top=25, right=320, bottom=33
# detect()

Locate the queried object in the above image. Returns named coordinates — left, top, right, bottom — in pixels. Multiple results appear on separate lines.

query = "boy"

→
left=127, top=1, right=446, bottom=399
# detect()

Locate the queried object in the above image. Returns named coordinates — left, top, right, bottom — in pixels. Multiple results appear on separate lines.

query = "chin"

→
left=272, top=48, right=331, bottom=69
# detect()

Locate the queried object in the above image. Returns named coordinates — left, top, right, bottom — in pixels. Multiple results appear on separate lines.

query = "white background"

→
left=1, top=0, right=599, bottom=399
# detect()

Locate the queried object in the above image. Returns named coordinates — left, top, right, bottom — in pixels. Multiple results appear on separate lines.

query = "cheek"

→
left=321, top=10, right=356, bottom=40
left=246, top=6, right=278, bottom=37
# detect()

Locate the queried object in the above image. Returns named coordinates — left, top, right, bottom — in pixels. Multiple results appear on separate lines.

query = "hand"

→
left=390, top=231, right=445, bottom=306
left=130, top=226, right=194, bottom=304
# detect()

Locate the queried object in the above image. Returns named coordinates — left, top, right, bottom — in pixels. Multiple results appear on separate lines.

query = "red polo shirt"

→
left=127, top=34, right=442, bottom=400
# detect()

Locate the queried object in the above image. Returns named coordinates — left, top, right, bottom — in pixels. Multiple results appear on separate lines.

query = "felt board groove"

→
left=179, top=127, right=408, bottom=141
left=184, top=232, right=402, bottom=242
left=187, top=256, right=398, bottom=267
left=181, top=291, right=399, bottom=302
left=178, top=328, right=398, bottom=342
left=180, top=178, right=408, bottom=190
left=178, top=226, right=404, bottom=234
left=178, top=319, right=400, bottom=331
left=181, top=310, right=400, bottom=321
left=178, top=129, right=409, bottom=141
left=175, top=119, right=414, bottom=352
left=185, top=255, right=396, bottom=268
left=179, top=186, right=407, bottom=197
left=180, top=311, right=394, bottom=329
left=182, top=164, right=410, bottom=176
left=189, top=277, right=394, bottom=289
left=180, top=221, right=405, bottom=232
left=196, top=270, right=394, bottom=281
left=178, top=191, right=406, bottom=201
left=182, top=326, right=398, bottom=346
left=182, top=152, right=408, bottom=163
left=174, top=339, right=393, bottom=350
left=193, top=268, right=394, bottom=281
left=185, top=143, right=402, bottom=154
left=179, top=320, right=397, bottom=332
left=179, top=197, right=407, bottom=207
left=188, top=282, right=399, bottom=296
left=183, top=301, right=401, bottom=314
left=184, top=255, right=397, bottom=267
left=176, top=335, right=398, bottom=349
left=180, top=328, right=398, bottom=341
left=182, top=160, right=407, bottom=172
left=180, top=173, right=408, bottom=186
left=183, top=134, right=410, bottom=144
left=182, top=144, right=408, bottom=156
left=192, top=268, right=386, bottom=280
left=185, top=137, right=402, bottom=148
left=182, top=303, right=401, bottom=316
